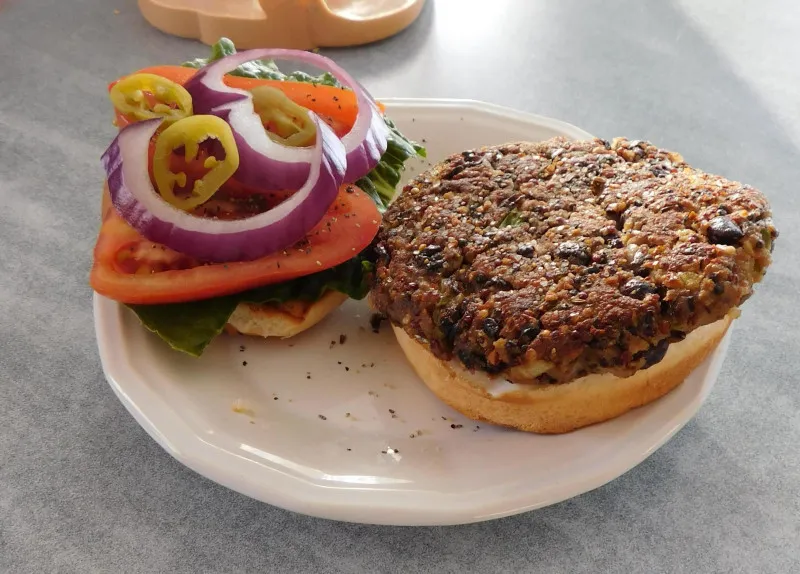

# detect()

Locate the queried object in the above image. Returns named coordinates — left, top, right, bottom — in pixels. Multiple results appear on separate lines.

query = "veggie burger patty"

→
left=371, top=137, right=777, bottom=385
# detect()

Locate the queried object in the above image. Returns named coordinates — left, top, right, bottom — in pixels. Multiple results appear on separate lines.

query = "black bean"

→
left=472, top=272, right=488, bottom=285
left=707, top=216, right=744, bottom=245
left=640, top=311, right=656, bottom=337
left=516, top=244, right=535, bottom=257
left=425, top=254, right=445, bottom=271
left=642, top=339, right=670, bottom=369
left=621, top=278, right=658, bottom=299
left=608, top=238, right=624, bottom=249
left=369, top=313, right=385, bottom=333
left=439, top=317, right=458, bottom=345
left=651, top=166, right=669, bottom=177
left=422, top=244, right=443, bottom=256
left=444, top=164, right=465, bottom=179
left=482, top=318, right=500, bottom=338
left=520, top=325, right=541, bottom=343
left=555, top=241, right=592, bottom=265
left=485, top=277, right=511, bottom=289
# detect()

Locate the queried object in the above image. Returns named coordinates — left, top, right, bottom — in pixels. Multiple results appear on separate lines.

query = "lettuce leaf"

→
left=181, top=38, right=426, bottom=210
left=127, top=256, right=374, bottom=357
left=182, top=37, right=340, bottom=86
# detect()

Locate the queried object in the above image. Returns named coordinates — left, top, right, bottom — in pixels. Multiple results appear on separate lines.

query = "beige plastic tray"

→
left=137, top=0, right=426, bottom=50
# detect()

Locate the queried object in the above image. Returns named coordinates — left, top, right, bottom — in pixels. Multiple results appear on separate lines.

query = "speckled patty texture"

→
left=371, top=137, right=777, bottom=385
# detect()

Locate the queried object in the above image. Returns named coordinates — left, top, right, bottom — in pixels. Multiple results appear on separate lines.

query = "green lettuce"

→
left=128, top=257, right=373, bottom=357
left=182, top=37, right=341, bottom=86
left=181, top=38, right=426, bottom=211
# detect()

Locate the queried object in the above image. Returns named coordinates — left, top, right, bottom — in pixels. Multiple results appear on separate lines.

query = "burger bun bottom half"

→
left=392, top=313, right=734, bottom=434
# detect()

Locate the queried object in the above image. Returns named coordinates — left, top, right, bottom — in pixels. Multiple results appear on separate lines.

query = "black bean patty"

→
left=371, top=137, right=777, bottom=385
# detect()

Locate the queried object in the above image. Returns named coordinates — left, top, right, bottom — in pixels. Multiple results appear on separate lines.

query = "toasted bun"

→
left=225, top=291, right=348, bottom=339
left=392, top=313, right=734, bottom=434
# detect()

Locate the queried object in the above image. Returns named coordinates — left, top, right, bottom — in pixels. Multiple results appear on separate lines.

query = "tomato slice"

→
left=90, top=183, right=380, bottom=305
left=110, top=65, right=383, bottom=137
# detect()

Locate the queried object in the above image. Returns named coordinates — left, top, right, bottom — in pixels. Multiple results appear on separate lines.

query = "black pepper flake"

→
left=346, top=448, right=351, bottom=451
left=306, top=375, right=311, bottom=379
left=389, top=409, right=395, bottom=414
left=339, top=334, right=347, bottom=345
left=345, top=366, right=350, bottom=372
left=337, top=361, right=342, bottom=365
left=450, top=423, right=463, bottom=429
left=242, top=361, right=248, bottom=366
left=318, top=414, right=327, bottom=420
left=239, top=345, right=246, bottom=352
left=273, top=397, right=279, bottom=400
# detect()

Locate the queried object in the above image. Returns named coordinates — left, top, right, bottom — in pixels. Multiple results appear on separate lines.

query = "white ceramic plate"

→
left=94, top=99, right=732, bottom=526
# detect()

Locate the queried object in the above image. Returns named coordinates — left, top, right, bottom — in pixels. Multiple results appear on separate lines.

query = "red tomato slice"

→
left=91, top=183, right=380, bottom=305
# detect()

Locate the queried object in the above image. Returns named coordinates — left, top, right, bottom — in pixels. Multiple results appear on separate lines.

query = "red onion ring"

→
left=183, top=49, right=388, bottom=190
left=102, top=115, right=346, bottom=263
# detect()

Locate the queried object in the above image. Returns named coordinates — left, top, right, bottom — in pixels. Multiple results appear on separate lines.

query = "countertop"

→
left=1, top=0, right=798, bottom=572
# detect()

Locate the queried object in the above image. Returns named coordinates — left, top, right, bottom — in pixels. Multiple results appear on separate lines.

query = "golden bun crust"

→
left=392, top=313, right=734, bottom=434
left=226, top=291, right=348, bottom=339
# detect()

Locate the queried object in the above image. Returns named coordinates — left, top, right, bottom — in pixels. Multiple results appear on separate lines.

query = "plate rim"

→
left=93, top=99, right=728, bottom=525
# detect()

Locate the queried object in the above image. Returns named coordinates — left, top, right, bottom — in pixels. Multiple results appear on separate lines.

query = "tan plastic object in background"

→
left=137, top=0, right=427, bottom=50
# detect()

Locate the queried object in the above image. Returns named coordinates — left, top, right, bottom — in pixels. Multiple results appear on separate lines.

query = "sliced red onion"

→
left=184, top=49, right=388, bottom=190
left=102, top=115, right=346, bottom=263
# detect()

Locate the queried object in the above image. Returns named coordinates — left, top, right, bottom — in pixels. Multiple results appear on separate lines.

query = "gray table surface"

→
left=2, top=0, right=799, bottom=572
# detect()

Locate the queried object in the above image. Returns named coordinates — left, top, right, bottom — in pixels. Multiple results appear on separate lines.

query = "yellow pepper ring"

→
left=152, top=115, right=240, bottom=211
left=249, top=85, right=316, bottom=147
left=110, top=73, right=193, bottom=125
